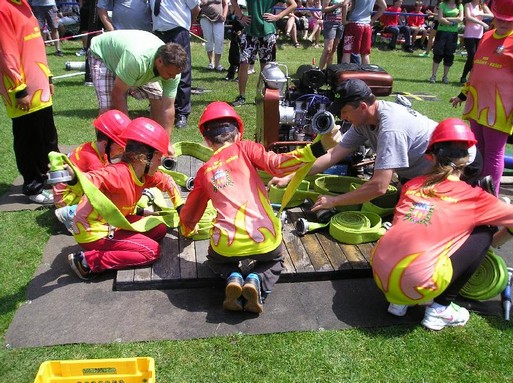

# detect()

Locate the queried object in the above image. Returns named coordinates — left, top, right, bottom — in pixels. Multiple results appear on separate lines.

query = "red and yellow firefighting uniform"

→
left=461, top=29, right=513, bottom=134
left=372, top=175, right=513, bottom=305
left=53, top=142, right=108, bottom=207
left=180, top=140, right=318, bottom=257
left=71, top=163, right=182, bottom=244
left=0, top=0, right=53, bottom=118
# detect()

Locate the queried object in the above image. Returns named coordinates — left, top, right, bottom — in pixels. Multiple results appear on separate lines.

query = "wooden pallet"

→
left=115, top=203, right=373, bottom=291
left=114, top=154, right=374, bottom=291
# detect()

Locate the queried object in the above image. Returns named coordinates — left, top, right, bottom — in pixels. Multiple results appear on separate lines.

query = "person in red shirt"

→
left=372, top=118, right=513, bottom=330
left=53, top=110, right=131, bottom=232
left=380, top=0, right=414, bottom=52
left=179, top=102, right=331, bottom=313
left=67, top=118, right=183, bottom=281
left=407, top=1, right=429, bottom=49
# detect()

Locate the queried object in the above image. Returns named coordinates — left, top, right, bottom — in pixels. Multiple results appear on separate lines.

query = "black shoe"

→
left=231, top=95, right=246, bottom=107
left=175, top=115, right=188, bottom=129
left=225, top=72, right=234, bottom=81
left=54, top=50, right=64, bottom=57
left=68, top=251, right=95, bottom=280
left=476, top=175, right=496, bottom=196
left=404, top=46, right=414, bottom=53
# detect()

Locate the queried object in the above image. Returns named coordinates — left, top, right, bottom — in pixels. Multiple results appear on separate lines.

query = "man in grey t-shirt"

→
left=270, top=79, right=438, bottom=211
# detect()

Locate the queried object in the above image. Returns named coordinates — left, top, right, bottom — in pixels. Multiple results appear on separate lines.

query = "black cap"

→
left=327, top=79, right=373, bottom=115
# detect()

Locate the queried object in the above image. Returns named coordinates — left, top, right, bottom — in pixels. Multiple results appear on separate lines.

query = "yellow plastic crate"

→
left=33, top=357, right=155, bottom=383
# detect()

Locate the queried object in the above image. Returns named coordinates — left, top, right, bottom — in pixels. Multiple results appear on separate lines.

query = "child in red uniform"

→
left=67, top=117, right=183, bottom=280
left=179, top=102, right=330, bottom=313
left=53, top=110, right=131, bottom=232
left=371, top=118, right=513, bottom=330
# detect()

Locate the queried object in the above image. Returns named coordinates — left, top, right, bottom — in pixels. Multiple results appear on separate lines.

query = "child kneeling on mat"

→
left=179, top=102, right=336, bottom=314
left=371, top=118, right=513, bottom=330
left=66, top=117, right=183, bottom=280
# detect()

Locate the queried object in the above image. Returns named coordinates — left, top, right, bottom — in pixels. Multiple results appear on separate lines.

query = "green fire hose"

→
left=460, top=249, right=509, bottom=301
left=296, top=211, right=387, bottom=244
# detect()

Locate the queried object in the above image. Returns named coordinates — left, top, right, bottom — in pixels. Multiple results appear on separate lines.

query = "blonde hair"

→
left=420, top=143, right=469, bottom=197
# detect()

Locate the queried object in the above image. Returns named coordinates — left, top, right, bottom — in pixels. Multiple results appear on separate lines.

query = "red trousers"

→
left=80, top=216, right=167, bottom=272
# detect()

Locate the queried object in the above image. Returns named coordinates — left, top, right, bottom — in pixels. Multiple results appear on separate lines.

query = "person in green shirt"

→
left=89, top=30, right=187, bottom=153
left=229, top=0, right=297, bottom=107
left=428, top=0, right=464, bottom=84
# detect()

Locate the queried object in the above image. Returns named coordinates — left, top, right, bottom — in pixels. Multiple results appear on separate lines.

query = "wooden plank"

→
left=357, top=242, right=375, bottom=265
left=316, top=231, right=353, bottom=271
left=298, top=232, right=333, bottom=272
left=296, top=204, right=351, bottom=271
left=280, top=240, right=296, bottom=274
left=115, top=269, right=135, bottom=289
left=152, top=230, right=181, bottom=281
left=339, top=243, right=369, bottom=269
left=195, top=238, right=217, bottom=279
left=282, top=208, right=315, bottom=272
left=133, top=265, right=152, bottom=282
left=179, top=235, right=198, bottom=279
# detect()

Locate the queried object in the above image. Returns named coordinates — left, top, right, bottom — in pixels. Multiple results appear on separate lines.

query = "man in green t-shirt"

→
left=229, top=0, right=297, bottom=107
left=89, top=30, right=187, bottom=149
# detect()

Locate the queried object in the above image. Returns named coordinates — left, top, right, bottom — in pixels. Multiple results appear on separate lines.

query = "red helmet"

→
left=120, top=117, right=169, bottom=154
left=198, top=101, right=244, bottom=137
left=492, top=0, right=513, bottom=21
left=427, top=118, right=477, bottom=151
left=93, top=110, right=131, bottom=147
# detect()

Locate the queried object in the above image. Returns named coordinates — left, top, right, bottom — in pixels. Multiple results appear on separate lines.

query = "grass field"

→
left=1, top=36, right=513, bottom=383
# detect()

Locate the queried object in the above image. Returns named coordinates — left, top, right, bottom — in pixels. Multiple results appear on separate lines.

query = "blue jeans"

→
left=384, top=25, right=412, bottom=48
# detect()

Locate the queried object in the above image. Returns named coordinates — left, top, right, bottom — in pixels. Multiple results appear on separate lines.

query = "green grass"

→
left=1, top=37, right=512, bottom=383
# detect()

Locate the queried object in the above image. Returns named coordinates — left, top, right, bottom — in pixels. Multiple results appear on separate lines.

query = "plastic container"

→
left=33, top=357, right=155, bottom=383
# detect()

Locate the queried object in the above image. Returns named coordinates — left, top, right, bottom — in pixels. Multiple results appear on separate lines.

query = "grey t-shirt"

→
left=339, top=101, right=437, bottom=180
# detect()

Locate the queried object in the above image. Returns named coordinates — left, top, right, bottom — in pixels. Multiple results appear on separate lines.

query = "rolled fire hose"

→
left=159, top=141, right=213, bottom=191
left=460, top=249, right=509, bottom=301
left=296, top=211, right=387, bottom=245
left=314, top=176, right=398, bottom=216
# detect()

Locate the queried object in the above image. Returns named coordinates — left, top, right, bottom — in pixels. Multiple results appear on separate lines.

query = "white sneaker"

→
left=28, top=189, right=54, bottom=205
left=421, top=302, right=470, bottom=331
left=54, top=205, right=76, bottom=233
left=388, top=303, right=410, bottom=317
left=75, top=48, right=86, bottom=57
left=247, top=66, right=256, bottom=75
